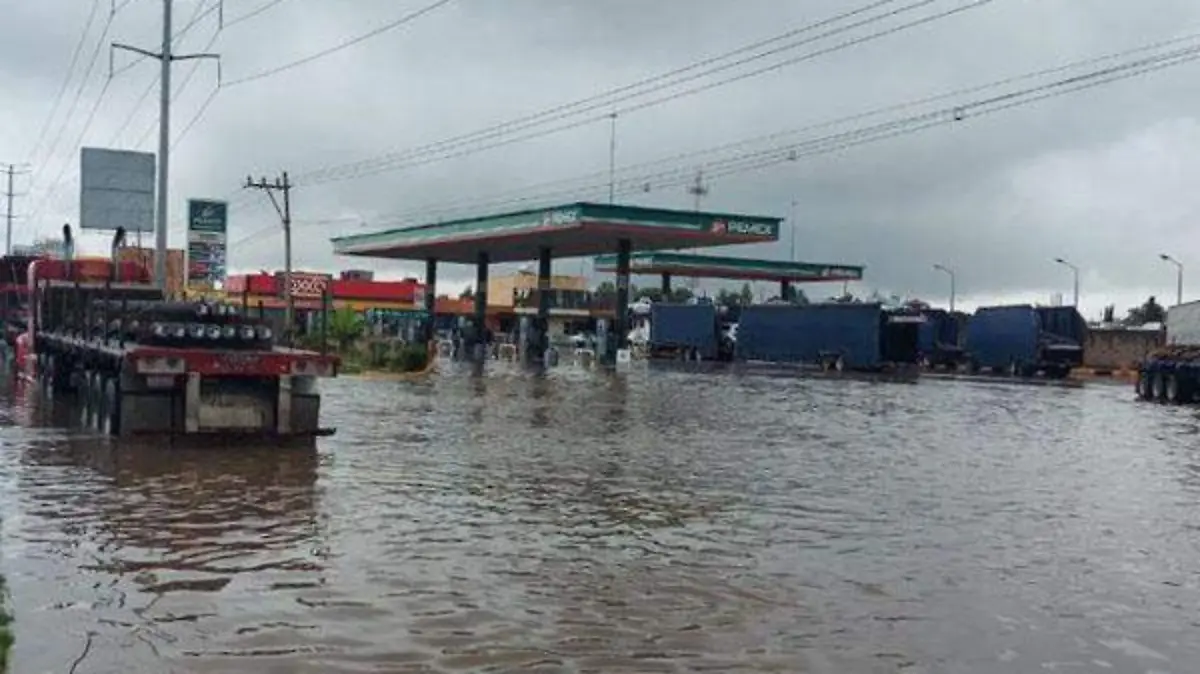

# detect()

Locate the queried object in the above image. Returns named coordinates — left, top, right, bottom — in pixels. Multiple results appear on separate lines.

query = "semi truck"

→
left=964, top=304, right=1086, bottom=378
left=917, top=308, right=967, bottom=370
left=20, top=230, right=339, bottom=442
left=1136, top=301, right=1200, bottom=403
left=735, top=302, right=922, bottom=371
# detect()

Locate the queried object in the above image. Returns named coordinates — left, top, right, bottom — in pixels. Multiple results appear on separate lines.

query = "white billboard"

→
left=79, top=147, right=155, bottom=232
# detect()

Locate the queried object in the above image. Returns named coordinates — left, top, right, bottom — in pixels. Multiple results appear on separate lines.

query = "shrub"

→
left=390, top=343, right=431, bottom=373
left=0, top=573, right=12, bottom=673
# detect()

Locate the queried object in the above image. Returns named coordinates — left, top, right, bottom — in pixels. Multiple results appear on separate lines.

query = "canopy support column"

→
left=424, top=258, right=437, bottom=342
left=615, top=239, right=631, bottom=350
left=473, top=252, right=489, bottom=360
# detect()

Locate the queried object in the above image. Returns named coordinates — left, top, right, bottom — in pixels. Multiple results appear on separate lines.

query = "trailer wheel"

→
left=79, top=371, right=95, bottom=428
left=99, top=377, right=120, bottom=436
left=1166, top=375, right=1184, bottom=404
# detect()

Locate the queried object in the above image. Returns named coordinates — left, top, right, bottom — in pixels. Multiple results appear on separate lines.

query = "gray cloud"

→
left=3, top=0, right=1199, bottom=317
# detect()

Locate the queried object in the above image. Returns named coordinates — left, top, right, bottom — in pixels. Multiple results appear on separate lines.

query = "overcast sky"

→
left=2, top=0, right=1199, bottom=318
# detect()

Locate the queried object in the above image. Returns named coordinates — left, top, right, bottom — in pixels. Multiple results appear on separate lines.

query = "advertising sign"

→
left=80, top=148, right=156, bottom=232
left=186, top=199, right=228, bottom=286
left=285, top=272, right=332, bottom=299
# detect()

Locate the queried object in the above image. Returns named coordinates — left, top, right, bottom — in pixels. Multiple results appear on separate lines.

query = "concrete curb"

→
left=1071, top=367, right=1137, bottom=381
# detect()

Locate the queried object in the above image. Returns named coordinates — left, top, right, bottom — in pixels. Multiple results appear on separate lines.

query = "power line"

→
left=295, top=0, right=902, bottom=182
left=366, top=30, right=1200, bottom=225
left=294, top=0, right=990, bottom=185
left=172, top=85, right=221, bottom=150
left=27, top=75, right=116, bottom=225
left=225, top=0, right=293, bottom=28
left=26, top=3, right=115, bottom=194
left=107, top=74, right=159, bottom=146
left=24, top=0, right=103, bottom=164
left=213, top=0, right=926, bottom=211
left=224, top=0, right=454, bottom=87
left=134, top=27, right=223, bottom=149
left=111, top=0, right=220, bottom=79
left=325, top=42, right=1200, bottom=236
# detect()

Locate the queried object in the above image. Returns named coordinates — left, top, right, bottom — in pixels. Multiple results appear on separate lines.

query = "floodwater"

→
left=2, top=366, right=1200, bottom=673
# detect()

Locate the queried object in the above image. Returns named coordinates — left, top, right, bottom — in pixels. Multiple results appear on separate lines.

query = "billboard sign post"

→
left=186, top=199, right=228, bottom=287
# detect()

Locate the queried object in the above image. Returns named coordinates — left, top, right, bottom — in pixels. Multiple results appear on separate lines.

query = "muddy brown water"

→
left=2, top=365, right=1200, bottom=673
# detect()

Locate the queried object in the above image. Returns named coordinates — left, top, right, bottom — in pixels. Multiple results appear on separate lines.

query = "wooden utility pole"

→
left=2, top=163, right=30, bottom=255
left=244, top=172, right=294, bottom=345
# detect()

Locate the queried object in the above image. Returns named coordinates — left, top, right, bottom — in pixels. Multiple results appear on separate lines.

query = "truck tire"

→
left=1152, top=372, right=1166, bottom=402
left=99, top=377, right=120, bottom=436
left=1166, top=375, right=1185, bottom=404
left=79, top=371, right=95, bottom=428
left=1137, top=371, right=1153, bottom=400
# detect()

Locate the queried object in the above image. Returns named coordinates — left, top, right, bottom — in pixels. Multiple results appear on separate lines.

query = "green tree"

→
left=669, top=287, right=694, bottom=303
left=633, top=287, right=662, bottom=302
left=781, top=285, right=809, bottom=304
left=327, top=308, right=365, bottom=350
left=739, top=283, right=755, bottom=305
left=595, top=281, right=617, bottom=298
left=459, top=285, right=474, bottom=299
left=1125, top=296, right=1167, bottom=325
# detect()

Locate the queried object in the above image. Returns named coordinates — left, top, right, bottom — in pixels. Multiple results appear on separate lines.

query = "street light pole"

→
left=1054, top=257, right=1079, bottom=308
left=1160, top=253, right=1183, bottom=306
left=932, top=263, right=955, bottom=312
left=789, top=199, right=798, bottom=262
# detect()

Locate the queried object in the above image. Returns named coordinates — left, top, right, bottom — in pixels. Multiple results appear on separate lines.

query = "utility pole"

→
left=245, top=172, right=294, bottom=345
left=2, top=163, right=30, bottom=255
left=113, top=0, right=220, bottom=290
left=607, top=112, right=618, bottom=204
left=687, top=169, right=708, bottom=211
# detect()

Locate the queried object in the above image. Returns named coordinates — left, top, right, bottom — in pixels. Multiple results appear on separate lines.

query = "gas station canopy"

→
left=592, top=251, right=864, bottom=283
left=331, top=202, right=782, bottom=264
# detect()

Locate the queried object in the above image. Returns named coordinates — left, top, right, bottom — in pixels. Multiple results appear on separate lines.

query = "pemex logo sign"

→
left=711, top=218, right=775, bottom=238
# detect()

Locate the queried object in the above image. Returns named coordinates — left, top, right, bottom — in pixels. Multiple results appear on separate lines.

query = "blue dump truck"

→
left=917, top=308, right=968, bottom=370
left=1136, top=300, right=1198, bottom=403
left=735, top=302, right=922, bottom=371
left=964, top=304, right=1086, bottom=378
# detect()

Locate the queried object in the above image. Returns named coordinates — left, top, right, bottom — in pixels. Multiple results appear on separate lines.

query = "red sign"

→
left=287, top=273, right=331, bottom=299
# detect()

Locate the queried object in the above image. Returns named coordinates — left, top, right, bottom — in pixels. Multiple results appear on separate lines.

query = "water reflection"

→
left=2, top=387, right=324, bottom=672
left=3, top=372, right=1200, bottom=672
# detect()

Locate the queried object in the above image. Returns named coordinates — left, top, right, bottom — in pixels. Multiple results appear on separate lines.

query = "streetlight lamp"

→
left=932, top=263, right=956, bottom=312
left=1160, top=253, right=1183, bottom=306
left=1054, top=257, right=1079, bottom=307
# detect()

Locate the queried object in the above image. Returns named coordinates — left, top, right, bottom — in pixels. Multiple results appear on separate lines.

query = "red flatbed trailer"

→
left=23, top=258, right=339, bottom=443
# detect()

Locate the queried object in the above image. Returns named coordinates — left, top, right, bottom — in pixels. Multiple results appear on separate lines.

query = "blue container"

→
left=736, top=302, right=913, bottom=369
left=650, top=303, right=718, bottom=358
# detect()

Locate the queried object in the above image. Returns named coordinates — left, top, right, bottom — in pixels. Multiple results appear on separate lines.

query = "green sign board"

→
left=188, top=199, right=228, bottom=234
left=187, top=198, right=228, bottom=286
